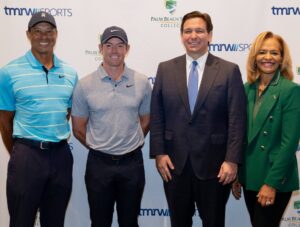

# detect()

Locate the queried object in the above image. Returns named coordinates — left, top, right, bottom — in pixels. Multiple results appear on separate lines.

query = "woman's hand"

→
left=257, top=184, right=276, bottom=207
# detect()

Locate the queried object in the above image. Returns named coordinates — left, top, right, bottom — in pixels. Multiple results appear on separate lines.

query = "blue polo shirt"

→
left=0, top=51, right=78, bottom=142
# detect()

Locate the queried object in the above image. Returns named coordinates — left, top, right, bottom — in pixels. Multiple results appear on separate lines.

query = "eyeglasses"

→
left=30, top=28, right=56, bottom=37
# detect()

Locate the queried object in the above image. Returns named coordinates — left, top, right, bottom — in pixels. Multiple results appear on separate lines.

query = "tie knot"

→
left=192, top=61, right=198, bottom=69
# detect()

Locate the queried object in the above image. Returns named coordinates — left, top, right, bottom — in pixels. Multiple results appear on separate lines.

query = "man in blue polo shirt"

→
left=71, top=26, right=151, bottom=227
left=0, top=12, right=77, bottom=227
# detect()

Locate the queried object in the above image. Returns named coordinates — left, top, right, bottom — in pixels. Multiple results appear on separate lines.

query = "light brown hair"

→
left=247, top=31, right=293, bottom=83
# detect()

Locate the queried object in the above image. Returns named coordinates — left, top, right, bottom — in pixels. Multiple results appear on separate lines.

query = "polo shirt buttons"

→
left=260, top=145, right=265, bottom=151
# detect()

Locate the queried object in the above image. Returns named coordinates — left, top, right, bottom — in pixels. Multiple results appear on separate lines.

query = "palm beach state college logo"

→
left=165, top=0, right=177, bottom=14
left=294, top=200, right=300, bottom=213
left=150, top=0, right=181, bottom=28
left=281, top=199, right=300, bottom=225
left=84, top=33, right=102, bottom=62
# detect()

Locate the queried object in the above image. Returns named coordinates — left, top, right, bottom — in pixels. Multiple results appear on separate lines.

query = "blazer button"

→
left=269, top=116, right=274, bottom=121
left=260, top=145, right=265, bottom=150
left=263, top=131, right=268, bottom=136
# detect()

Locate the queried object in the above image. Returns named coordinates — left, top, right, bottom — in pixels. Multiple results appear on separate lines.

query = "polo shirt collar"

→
left=25, top=50, right=61, bottom=68
left=98, top=63, right=130, bottom=81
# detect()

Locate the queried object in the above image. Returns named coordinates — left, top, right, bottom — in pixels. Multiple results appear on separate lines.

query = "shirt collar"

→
left=256, top=69, right=281, bottom=87
left=186, top=52, right=208, bottom=70
left=98, top=63, right=130, bottom=81
left=25, top=50, right=61, bottom=68
left=269, top=69, right=281, bottom=86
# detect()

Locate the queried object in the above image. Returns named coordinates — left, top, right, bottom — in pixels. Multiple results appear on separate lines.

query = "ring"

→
left=266, top=200, right=271, bottom=206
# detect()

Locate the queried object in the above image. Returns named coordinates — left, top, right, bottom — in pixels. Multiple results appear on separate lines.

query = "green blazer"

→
left=240, top=72, right=300, bottom=192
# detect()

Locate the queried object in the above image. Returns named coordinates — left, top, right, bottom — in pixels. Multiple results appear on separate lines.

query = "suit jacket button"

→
left=260, top=145, right=265, bottom=150
left=269, top=116, right=274, bottom=121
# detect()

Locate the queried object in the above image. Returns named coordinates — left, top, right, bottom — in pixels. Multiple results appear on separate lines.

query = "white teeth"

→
left=40, top=42, right=48, bottom=46
left=189, top=42, right=199, bottom=46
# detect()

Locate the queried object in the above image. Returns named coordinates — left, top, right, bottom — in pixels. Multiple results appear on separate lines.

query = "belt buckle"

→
left=40, top=141, right=48, bottom=150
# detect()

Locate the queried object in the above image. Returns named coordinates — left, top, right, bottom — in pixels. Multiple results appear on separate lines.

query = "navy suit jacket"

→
left=150, top=53, right=247, bottom=180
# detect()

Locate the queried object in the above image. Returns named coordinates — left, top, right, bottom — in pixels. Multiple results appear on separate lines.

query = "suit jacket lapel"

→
left=193, top=53, right=219, bottom=115
left=248, top=76, right=281, bottom=144
left=174, top=55, right=191, bottom=116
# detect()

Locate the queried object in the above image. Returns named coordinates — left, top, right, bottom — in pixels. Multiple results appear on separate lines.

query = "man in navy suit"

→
left=150, top=11, right=246, bottom=227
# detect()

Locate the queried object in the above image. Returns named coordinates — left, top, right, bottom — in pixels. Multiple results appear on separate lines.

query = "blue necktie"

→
left=188, top=61, right=199, bottom=113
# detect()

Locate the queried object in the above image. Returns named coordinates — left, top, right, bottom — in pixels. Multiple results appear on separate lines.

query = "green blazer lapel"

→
left=248, top=77, right=281, bottom=144
left=246, top=84, right=256, bottom=143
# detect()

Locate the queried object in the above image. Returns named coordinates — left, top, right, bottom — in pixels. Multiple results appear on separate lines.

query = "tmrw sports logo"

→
left=140, top=208, right=170, bottom=216
left=297, top=66, right=300, bottom=75
left=147, top=76, right=155, bottom=86
left=209, top=43, right=251, bottom=52
left=3, top=6, right=72, bottom=17
left=139, top=208, right=200, bottom=217
left=271, top=6, right=300, bottom=15
left=150, top=0, right=182, bottom=28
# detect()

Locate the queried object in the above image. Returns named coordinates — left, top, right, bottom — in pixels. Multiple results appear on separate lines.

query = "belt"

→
left=89, top=146, right=142, bottom=160
left=15, top=138, right=67, bottom=150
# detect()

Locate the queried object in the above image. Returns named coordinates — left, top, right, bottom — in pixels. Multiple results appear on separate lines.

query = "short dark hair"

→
left=180, top=11, right=213, bottom=34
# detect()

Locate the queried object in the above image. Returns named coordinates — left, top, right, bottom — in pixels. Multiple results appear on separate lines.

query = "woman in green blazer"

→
left=232, top=31, right=300, bottom=227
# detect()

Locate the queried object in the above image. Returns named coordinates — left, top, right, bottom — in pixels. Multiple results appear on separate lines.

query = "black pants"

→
left=7, top=139, right=73, bottom=227
left=243, top=189, right=292, bottom=227
left=164, top=160, right=230, bottom=227
left=85, top=148, right=145, bottom=227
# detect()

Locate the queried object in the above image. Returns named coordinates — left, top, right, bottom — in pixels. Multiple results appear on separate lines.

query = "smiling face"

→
left=27, top=22, right=57, bottom=58
left=181, top=17, right=212, bottom=59
left=256, top=37, right=283, bottom=77
left=100, top=37, right=129, bottom=68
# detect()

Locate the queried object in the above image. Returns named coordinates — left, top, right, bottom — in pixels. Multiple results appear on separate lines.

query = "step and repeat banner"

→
left=1, top=0, right=300, bottom=226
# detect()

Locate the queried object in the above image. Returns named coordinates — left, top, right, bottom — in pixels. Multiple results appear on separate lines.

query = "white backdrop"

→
left=1, top=0, right=300, bottom=226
